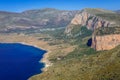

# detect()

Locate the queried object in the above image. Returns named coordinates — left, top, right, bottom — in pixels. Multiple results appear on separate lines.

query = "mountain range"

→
left=0, top=8, right=120, bottom=33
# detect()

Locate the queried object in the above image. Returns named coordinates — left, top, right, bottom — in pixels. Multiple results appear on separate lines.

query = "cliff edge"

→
left=65, top=8, right=120, bottom=51
left=92, top=27, right=120, bottom=50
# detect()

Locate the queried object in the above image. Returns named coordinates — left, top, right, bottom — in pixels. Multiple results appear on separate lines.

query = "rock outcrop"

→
left=65, top=8, right=120, bottom=51
left=65, top=9, right=115, bottom=35
left=92, top=27, right=120, bottom=51
left=92, top=34, right=120, bottom=51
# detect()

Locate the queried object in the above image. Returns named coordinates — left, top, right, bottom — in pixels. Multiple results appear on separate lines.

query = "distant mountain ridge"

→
left=0, top=8, right=78, bottom=33
left=115, top=10, right=120, bottom=14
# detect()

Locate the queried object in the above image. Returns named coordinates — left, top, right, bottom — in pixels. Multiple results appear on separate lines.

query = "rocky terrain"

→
left=92, top=34, right=120, bottom=50
left=65, top=9, right=117, bottom=35
left=0, top=8, right=78, bottom=33
left=29, top=9, right=120, bottom=80
left=92, top=27, right=120, bottom=50
left=65, top=8, right=120, bottom=51
left=1, top=8, right=120, bottom=51
left=0, top=8, right=120, bottom=80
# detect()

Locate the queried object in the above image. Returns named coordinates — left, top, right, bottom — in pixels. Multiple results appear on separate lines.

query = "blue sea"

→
left=0, top=43, right=47, bottom=80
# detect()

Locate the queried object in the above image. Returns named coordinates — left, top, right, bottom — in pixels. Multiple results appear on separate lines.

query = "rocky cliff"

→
left=92, top=34, right=120, bottom=51
left=65, top=9, right=116, bottom=35
left=92, top=27, right=120, bottom=50
left=65, top=8, right=120, bottom=51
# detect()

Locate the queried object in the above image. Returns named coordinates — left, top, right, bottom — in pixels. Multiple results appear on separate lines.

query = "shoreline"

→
left=18, top=42, right=53, bottom=71
left=0, top=41, right=52, bottom=71
left=0, top=33, right=75, bottom=79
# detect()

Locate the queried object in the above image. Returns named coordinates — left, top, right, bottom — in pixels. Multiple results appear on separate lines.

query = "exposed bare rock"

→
left=65, top=8, right=120, bottom=51
left=65, top=9, right=116, bottom=35
left=92, top=34, right=120, bottom=51
left=71, top=11, right=90, bottom=26
left=92, top=27, right=120, bottom=50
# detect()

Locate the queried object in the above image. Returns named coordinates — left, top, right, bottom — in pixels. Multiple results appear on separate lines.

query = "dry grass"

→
left=30, top=45, right=120, bottom=80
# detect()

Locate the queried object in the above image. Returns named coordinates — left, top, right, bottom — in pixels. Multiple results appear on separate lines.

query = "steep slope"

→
left=65, top=8, right=120, bottom=50
left=30, top=44, right=120, bottom=80
left=65, top=8, right=119, bottom=36
left=92, top=27, right=120, bottom=50
left=0, top=8, right=78, bottom=33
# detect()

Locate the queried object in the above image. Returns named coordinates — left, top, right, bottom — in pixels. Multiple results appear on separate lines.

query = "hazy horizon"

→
left=0, top=0, right=119, bottom=12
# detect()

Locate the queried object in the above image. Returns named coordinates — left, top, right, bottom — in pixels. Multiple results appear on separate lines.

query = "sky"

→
left=0, top=0, right=119, bottom=12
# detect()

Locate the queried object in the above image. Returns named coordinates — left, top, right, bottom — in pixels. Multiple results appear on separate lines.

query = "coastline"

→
left=19, top=42, right=53, bottom=71
left=0, top=33, right=75, bottom=78
left=0, top=41, right=52, bottom=71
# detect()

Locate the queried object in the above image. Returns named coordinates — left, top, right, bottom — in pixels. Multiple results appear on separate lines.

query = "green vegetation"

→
left=96, top=13, right=120, bottom=25
left=30, top=44, right=120, bottom=80
left=95, top=27, right=120, bottom=36
left=70, top=25, right=82, bottom=36
left=0, top=8, right=120, bottom=80
left=30, top=21, right=120, bottom=80
left=84, top=8, right=120, bottom=25
left=29, top=8, right=120, bottom=80
left=40, top=25, right=95, bottom=62
left=41, top=28, right=66, bottom=39
left=84, top=8, right=115, bottom=15
left=69, top=25, right=92, bottom=38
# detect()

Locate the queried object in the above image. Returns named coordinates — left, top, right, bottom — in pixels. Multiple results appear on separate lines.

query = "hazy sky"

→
left=0, top=0, right=119, bottom=12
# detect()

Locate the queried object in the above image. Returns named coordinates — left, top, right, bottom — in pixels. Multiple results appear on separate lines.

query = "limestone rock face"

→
left=65, top=10, right=114, bottom=34
left=71, top=11, right=90, bottom=25
left=65, top=9, right=120, bottom=51
left=92, top=34, right=120, bottom=51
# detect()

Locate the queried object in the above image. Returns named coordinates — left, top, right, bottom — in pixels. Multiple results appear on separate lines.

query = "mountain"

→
left=92, top=27, right=120, bottom=50
left=65, top=8, right=119, bottom=35
left=0, top=8, right=120, bottom=80
left=30, top=45, right=120, bottom=80
left=0, top=8, right=78, bottom=33
left=1, top=8, right=120, bottom=50
left=65, top=8, right=120, bottom=50
left=29, top=8, right=120, bottom=80
left=115, top=10, right=120, bottom=14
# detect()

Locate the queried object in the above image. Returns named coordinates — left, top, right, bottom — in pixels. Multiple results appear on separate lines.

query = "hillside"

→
left=94, top=27, right=120, bottom=36
left=64, top=8, right=120, bottom=51
left=29, top=8, right=120, bottom=79
left=29, top=25, right=120, bottom=80
left=0, top=8, right=78, bottom=33
left=0, top=8, right=120, bottom=80
left=81, top=8, right=120, bottom=24
left=65, top=8, right=120, bottom=35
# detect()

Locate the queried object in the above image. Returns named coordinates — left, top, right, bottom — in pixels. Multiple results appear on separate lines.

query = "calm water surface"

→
left=0, top=43, right=46, bottom=80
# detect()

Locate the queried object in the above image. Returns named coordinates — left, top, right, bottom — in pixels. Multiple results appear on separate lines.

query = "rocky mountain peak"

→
left=65, top=8, right=120, bottom=51
left=65, top=8, right=117, bottom=35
